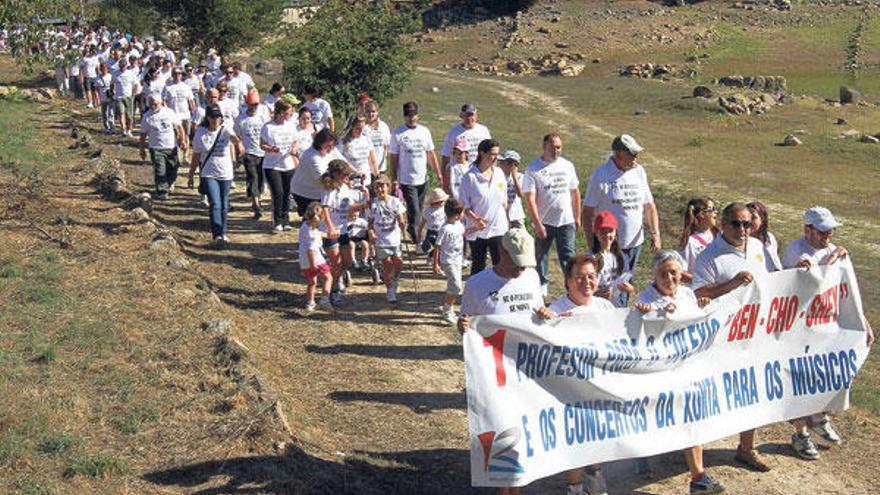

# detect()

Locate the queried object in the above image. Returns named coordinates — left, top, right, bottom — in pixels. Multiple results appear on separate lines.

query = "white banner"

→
left=464, top=260, right=872, bottom=487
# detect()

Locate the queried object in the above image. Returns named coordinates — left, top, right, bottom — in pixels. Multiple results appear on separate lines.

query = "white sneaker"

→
left=201, top=195, right=209, bottom=207
left=791, top=432, right=820, bottom=460
left=317, top=296, right=334, bottom=312
left=86, top=103, right=94, bottom=108
left=304, top=300, right=316, bottom=311
left=810, top=417, right=841, bottom=445
left=443, top=309, right=457, bottom=324
left=230, top=181, right=238, bottom=190
left=272, top=224, right=284, bottom=234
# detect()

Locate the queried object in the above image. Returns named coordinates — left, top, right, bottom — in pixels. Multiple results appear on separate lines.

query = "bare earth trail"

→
left=61, top=71, right=879, bottom=493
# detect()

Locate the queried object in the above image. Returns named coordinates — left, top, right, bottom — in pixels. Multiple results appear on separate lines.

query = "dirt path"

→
left=56, top=84, right=880, bottom=494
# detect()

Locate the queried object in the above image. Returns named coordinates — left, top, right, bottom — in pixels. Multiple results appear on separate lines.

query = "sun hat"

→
left=502, top=228, right=536, bottom=268
left=453, top=135, right=469, bottom=152
left=427, top=187, right=449, bottom=204
left=500, top=150, right=521, bottom=163
left=593, top=210, right=619, bottom=232
left=803, top=206, right=842, bottom=232
left=611, top=134, right=644, bottom=155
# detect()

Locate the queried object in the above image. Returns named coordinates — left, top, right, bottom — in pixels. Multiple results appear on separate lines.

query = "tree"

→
left=278, top=0, right=420, bottom=118
left=149, top=0, right=287, bottom=55
left=0, top=0, right=80, bottom=71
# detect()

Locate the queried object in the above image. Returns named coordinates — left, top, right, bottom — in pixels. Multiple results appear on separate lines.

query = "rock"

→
left=36, top=87, right=56, bottom=100
left=202, top=319, right=231, bottom=336
left=840, top=86, right=862, bottom=104
left=253, top=59, right=282, bottom=76
left=634, top=109, right=650, bottom=115
left=859, top=134, right=879, bottom=144
left=168, top=257, right=190, bottom=269
left=782, top=134, right=802, bottom=146
left=430, top=86, right=440, bottom=93
left=559, top=63, right=585, bottom=77
left=840, top=129, right=862, bottom=139
left=555, top=42, right=569, bottom=48
left=128, top=207, right=150, bottom=223
left=592, top=58, right=601, bottom=64
left=760, top=93, right=777, bottom=105
left=218, top=336, right=250, bottom=362
left=719, top=75, right=745, bottom=88
left=150, top=237, right=178, bottom=251
left=835, top=118, right=848, bottom=125
left=537, top=27, right=550, bottom=34
left=135, top=192, right=153, bottom=212
left=693, top=85, right=714, bottom=98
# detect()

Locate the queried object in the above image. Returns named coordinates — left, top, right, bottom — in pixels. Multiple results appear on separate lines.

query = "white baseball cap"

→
left=803, top=206, right=842, bottom=232
left=500, top=150, right=521, bottom=163
left=502, top=228, right=536, bottom=268
left=611, top=134, right=644, bottom=155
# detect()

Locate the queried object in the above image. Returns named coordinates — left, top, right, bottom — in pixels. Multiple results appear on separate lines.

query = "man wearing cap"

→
left=457, top=228, right=552, bottom=335
left=236, top=89, right=271, bottom=218
left=389, top=101, right=442, bottom=243
left=439, top=103, right=492, bottom=194
left=139, top=94, right=188, bottom=200
left=163, top=66, right=196, bottom=139
left=782, top=206, right=849, bottom=269
left=691, top=202, right=771, bottom=472
left=523, top=133, right=581, bottom=295
left=582, top=134, right=661, bottom=277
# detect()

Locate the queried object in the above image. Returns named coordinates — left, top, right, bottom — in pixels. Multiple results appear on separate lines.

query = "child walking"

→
left=299, top=202, right=334, bottom=312
left=367, top=174, right=407, bottom=302
left=677, top=196, right=718, bottom=283
left=590, top=211, right=634, bottom=307
left=433, top=198, right=478, bottom=323
left=419, top=188, right=449, bottom=260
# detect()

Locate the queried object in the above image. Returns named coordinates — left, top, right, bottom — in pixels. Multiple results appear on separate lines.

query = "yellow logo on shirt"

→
left=757, top=254, right=764, bottom=263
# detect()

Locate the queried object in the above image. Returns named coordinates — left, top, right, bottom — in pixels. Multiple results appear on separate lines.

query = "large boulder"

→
left=693, top=85, right=714, bottom=98
left=840, top=86, right=862, bottom=105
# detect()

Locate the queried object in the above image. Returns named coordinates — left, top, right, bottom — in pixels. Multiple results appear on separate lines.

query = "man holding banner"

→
left=692, top=202, right=771, bottom=471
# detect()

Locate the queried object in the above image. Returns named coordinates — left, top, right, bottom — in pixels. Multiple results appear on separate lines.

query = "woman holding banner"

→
left=635, top=250, right=724, bottom=494
left=548, top=254, right=614, bottom=495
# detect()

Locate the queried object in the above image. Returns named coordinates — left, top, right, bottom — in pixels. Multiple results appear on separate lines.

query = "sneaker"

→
left=282, top=224, right=294, bottom=231
left=169, top=184, right=175, bottom=192
left=443, top=309, right=457, bottom=324
left=583, top=466, right=608, bottom=495
left=201, top=195, right=209, bottom=207
left=386, top=284, right=397, bottom=303
left=222, top=235, right=230, bottom=243
left=211, top=236, right=226, bottom=248
left=272, top=224, right=284, bottom=234
left=317, top=296, right=334, bottom=312
left=330, top=291, right=343, bottom=306
left=461, top=258, right=471, bottom=269
left=734, top=446, right=771, bottom=472
left=391, top=277, right=399, bottom=295
left=371, top=266, right=381, bottom=285
left=342, top=270, right=351, bottom=290
left=86, top=103, right=94, bottom=108
left=230, top=181, right=238, bottom=190
left=304, top=300, right=316, bottom=311
left=690, top=472, right=725, bottom=494
left=253, top=208, right=262, bottom=220
left=809, top=417, right=841, bottom=445
left=791, top=433, right=820, bottom=460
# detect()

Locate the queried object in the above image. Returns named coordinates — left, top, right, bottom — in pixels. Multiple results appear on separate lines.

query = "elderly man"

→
left=692, top=202, right=770, bottom=472
left=781, top=205, right=875, bottom=457
left=439, top=103, right=491, bottom=194
left=139, top=94, right=187, bottom=200
left=522, top=133, right=580, bottom=295
left=582, top=134, right=661, bottom=280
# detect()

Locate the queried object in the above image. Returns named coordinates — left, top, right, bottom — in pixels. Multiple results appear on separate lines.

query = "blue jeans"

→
left=203, top=178, right=231, bottom=238
left=619, top=243, right=643, bottom=305
left=535, top=223, right=576, bottom=286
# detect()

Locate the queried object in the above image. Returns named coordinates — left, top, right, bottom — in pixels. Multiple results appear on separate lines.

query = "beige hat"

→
left=502, top=228, right=536, bottom=268
left=427, top=187, right=449, bottom=204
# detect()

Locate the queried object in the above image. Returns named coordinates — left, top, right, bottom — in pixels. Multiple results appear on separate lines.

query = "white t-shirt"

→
left=760, top=232, right=783, bottom=272
left=440, top=123, right=491, bottom=163
left=235, top=112, right=268, bottom=157
left=458, top=165, right=508, bottom=241
left=389, top=124, right=435, bottom=186
left=367, top=196, right=406, bottom=248
left=635, top=284, right=701, bottom=315
left=291, top=147, right=345, bottom=200
left=436, top=221, right=465, bottom=266
left=422, top=203, right=446, bottom=232
left=680, top=230, right=715, bottom=274
left=163, top=81, right=194, bottom=121
left=224, top=76, right=248, bottom=105
left=549, top=294, right=615, bottom=316
left=192, top=125, right=236, bottom=180
left=337, top=135, right=373, bottom=185
left=781, top=236, right=838, bottom=269
left=592, top=250, right=630, bottom=308
left=191, top=105, right=206, bottom=128
left=364, top=120, right=391, bottom=172
left=448, top=161, right=469, bottom=200
left=303, top=98, right=333, bottom=130
left=113, top=67, right=139, bottom=98
left=143, top=78, right=166, bottom=104
left=506, top=171, right=525, bottom=223
left=260, top=120, right=298, bottom=171
left=583, top=157, right=655, bottom=249
left=522, top=156, right=580, bottom=227
left=461, top=267, right=543, bottom=316
left=692, top=236, right=769, bottom=290
left=140, top=106, right=180, bottom=149
left=293, top=126, right=314, bottom=157
left=81, top=55, right=99, bottom=78
left=298, top=224, right=326, bottom=270
left=217, top=97, right=239, bottom=121
left=94, top=73, right=113, bottom=103
left=321, top=184, right=357, bottom=233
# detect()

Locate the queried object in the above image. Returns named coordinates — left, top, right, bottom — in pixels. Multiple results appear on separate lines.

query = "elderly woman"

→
left=635, top=250, right=723, bottom=495
left=548, top=254, right=614, bottom=495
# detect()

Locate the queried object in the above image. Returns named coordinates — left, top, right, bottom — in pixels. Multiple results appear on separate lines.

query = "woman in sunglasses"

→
left=691, top=202, right=771, bottom=473
left=678, top=196, right=718, bottom=283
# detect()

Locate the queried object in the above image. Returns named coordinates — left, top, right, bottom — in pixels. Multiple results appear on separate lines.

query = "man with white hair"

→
left=139, top=95, right=188, bottom=200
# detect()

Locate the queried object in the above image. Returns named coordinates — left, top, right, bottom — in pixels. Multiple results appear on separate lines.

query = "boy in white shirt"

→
left=367, top=174, right=407, bottom=302
left=419, top=188, right=449, bottom=258
left=433, top=198, right=479, bottom=324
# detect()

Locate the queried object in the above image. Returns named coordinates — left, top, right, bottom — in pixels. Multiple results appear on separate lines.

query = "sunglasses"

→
left=729, top=220, right=753, bottom=229
left=699, top=207, right=717, bottom=214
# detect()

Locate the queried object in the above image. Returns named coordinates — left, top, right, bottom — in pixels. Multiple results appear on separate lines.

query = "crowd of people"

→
left=20, top=23, right=876, bottom=495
